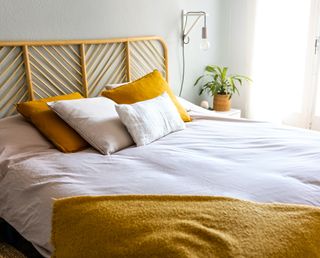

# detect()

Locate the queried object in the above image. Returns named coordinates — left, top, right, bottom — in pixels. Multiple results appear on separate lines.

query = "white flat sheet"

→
left=0, top=104, right=320, bottom=257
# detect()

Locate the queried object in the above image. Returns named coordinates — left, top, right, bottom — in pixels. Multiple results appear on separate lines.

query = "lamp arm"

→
left=182, top=11, right=207, bottom=43
left=184, top=15, right=202, bottom=38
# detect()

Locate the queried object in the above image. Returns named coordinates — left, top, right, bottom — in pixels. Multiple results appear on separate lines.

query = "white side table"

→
left=209, top=108, right=241, bottom=118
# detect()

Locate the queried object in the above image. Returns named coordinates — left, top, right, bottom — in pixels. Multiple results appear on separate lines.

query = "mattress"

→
left=0, top=99, right=320, bottom=257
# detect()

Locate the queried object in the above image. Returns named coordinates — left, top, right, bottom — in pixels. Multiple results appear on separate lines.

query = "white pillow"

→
left=115, top=93, right=185, bottom=146
left=48, top=97, right=133, bottom=155
left=0, top=115, right=53, bottom=158
left=105, top=82, right=130, bottom=90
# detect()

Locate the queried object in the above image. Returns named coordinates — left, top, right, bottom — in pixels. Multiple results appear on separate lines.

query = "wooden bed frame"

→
left=0, top=36, right=168, bottom=118
left=0, top=35, right=169, bottom=257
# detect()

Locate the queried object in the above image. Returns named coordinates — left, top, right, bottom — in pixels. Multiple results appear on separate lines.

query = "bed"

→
left=0, top=37, right=320, bottom=257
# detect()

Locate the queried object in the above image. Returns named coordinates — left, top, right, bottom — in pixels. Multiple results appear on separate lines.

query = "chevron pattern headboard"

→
left=0, top=36, right=168, bottom=118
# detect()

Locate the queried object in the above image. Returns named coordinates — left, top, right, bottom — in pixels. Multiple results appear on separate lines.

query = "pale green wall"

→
left=0, top=0, right=223, bottom=105
left=218, top=0, right=256, bottom=117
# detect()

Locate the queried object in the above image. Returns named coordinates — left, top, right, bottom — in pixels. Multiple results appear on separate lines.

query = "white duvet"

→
left=0, top=100, right=320, bottom=257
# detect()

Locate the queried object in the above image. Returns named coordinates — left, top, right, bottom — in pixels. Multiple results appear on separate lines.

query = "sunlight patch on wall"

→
left=250, top=0, right=311, bottom=124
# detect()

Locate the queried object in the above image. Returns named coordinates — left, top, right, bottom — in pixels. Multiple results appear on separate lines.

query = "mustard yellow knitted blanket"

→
left=51, top=195, right=320, bottom=258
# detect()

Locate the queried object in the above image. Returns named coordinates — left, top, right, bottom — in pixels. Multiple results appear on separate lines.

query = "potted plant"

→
left=194, top=65, right=252, bottom=111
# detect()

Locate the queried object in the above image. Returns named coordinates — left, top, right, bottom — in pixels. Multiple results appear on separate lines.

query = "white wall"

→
left=0, top=0, right=222, bottom=104
left=218, top=0, right=256, bottom=117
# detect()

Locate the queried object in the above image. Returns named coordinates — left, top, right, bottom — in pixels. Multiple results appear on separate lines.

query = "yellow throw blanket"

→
left=52, top=195, right=320, bottom=258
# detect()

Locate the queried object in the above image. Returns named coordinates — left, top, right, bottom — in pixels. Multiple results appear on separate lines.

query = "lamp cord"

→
left=179, top=14, right=189, bottom=97
left=179, top=42, right=186, bottom=97
left=179, top=11, right=207, bottom=97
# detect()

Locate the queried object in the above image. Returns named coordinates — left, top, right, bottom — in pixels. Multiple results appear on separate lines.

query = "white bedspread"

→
left=0, top=103, right=320, bottom=257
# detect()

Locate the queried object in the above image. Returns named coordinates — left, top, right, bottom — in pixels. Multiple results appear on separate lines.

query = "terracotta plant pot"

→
left=213, top=94, right=231, bottom=111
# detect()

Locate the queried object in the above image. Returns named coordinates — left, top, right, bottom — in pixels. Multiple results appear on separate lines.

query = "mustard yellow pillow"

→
left=31, top=110, right=88, bottom=153
left=16, top=93, right=88, bottom=153
left=101, top=70, right=191, bottom=122
left=16, top=92, right=83, bottom=120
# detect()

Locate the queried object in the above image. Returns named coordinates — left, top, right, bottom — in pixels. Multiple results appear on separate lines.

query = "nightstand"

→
left=209, top=108, right=241, bottom=118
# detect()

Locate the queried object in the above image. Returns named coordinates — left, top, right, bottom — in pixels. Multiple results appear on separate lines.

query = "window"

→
left=249, top=0, right=320, bottom=130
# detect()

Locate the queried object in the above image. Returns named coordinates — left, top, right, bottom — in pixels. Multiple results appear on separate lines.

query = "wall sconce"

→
left=182, top=11, right=210, bottom=50
left=179, top=11, right=210, bottom=96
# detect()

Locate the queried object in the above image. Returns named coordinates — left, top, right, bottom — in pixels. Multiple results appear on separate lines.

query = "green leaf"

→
left=238, top=75, right=252, bottom=82
left=216, top=66, right=223, bottom=76
left=205, top=66, right=216, bottom=73
left=194, top=75, right=206, bottom=86
left=234, top=85, right=240, bottom=95
left=222, top=67, right=228, bottom=81
left=234, top=78, right=243, bottom=86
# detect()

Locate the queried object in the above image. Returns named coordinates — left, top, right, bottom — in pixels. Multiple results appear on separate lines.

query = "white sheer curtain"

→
left=248, top=0, right=318, bottom=128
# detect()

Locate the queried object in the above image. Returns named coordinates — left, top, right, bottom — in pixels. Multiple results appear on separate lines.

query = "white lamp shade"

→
left=200, top=27, right=210, bottom=50
left=200, top=39, right=210, bottom=50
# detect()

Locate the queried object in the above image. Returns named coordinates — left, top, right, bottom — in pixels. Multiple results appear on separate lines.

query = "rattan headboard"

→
left=0, top=36, right=168, bottom=118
